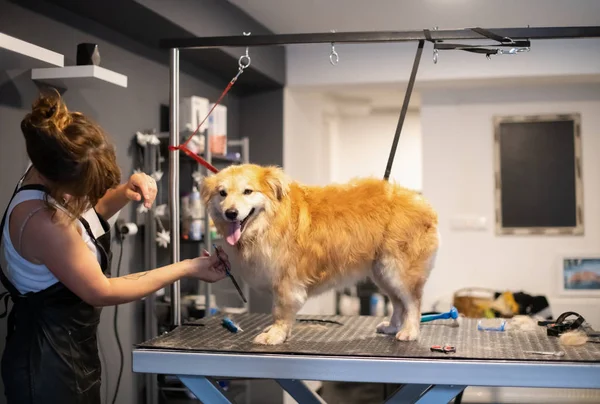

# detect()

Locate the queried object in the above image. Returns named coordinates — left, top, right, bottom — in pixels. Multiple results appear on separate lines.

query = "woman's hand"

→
left=190, top=248, right=230, bottom=283
left=125, top=172, right=158, bottom=209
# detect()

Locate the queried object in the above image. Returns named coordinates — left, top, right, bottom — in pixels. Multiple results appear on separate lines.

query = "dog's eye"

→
left=243, top=189, right=253, bottom=195
left=219, top=190, right=227, bottom=197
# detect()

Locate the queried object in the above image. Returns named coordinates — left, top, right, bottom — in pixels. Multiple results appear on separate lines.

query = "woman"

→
left=0, top=91, right=229, bottom=404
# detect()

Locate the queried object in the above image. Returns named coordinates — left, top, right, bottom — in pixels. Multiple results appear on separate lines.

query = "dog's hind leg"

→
left=371, top=253, right=433, bottom=341
left=371, top=257, right=408, bottom=336
left=253, top=281, right=307, bottom=345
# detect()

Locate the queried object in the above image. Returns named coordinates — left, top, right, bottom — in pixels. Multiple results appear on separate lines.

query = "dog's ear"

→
left=263, top=166, right=290, bottom=201
left=199, top=174, right=217, bottom=204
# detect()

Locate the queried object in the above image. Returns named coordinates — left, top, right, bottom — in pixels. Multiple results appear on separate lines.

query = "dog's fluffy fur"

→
left=200, top=164, right=439, bottom=345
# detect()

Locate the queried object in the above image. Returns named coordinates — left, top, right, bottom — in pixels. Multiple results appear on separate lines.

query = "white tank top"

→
left=0, top=189, right=105, bottom=294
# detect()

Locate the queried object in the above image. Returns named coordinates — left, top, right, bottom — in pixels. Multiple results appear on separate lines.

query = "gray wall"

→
left=241, top=89, right=285, bottom=167
left=0, top=1, right=255, bottom=403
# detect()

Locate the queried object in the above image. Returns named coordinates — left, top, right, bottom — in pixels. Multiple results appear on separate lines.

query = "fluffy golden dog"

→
left=200, top=164, right=439, bottom=345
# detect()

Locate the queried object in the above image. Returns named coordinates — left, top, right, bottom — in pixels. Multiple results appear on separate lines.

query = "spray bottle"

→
left=189, top=186, right=203, bottom=240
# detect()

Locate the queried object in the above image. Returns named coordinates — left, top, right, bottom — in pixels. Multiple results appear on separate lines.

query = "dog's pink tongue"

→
left=226, top=222, right=242, bottom=245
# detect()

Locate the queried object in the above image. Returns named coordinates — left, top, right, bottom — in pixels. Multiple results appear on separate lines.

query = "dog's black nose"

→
left=225, top=209, right=238, bottom=220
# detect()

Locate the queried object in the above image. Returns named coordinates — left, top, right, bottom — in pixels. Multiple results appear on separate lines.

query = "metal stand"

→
left=276, top=380, right=327, bottom=404
left=143, top=140, right=159, bottom=404
left=163, top=24, right=600, bottom=330
left=173, top=376, right=465, bottom=404
left=202, top=129, right=212, bottom=317
left=178, top=375, right=236, bottom=404
left=384, top=384, right=431, bottom=403
left=154, top=24, right=600, bottom=404
left=169, top=47, right=181, bottom=327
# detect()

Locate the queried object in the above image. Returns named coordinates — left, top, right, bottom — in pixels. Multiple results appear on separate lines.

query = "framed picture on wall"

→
left=558, top=255, right=600, bottom=297
left=493, top=113, right=583, bottom=235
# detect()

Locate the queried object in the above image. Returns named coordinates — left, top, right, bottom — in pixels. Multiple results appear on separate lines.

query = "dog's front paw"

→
left=395, top=325, right=420, bottom=341
left=253, top=326, right=288, bottom=345
left=376, top=321, right=400, bottom=335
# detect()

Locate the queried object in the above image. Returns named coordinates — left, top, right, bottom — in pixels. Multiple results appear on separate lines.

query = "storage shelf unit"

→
left=31, top=65, right=128, bottom=88
left=0, top=32, right=64, bottom=70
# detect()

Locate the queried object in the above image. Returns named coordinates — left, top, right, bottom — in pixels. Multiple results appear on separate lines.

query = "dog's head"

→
left=199, top=164, right=290, bottom=246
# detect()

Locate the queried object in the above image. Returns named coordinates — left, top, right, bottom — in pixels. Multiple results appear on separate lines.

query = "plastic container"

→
left=181, top=194, right=191, bottom=238
left=370, top=293, right=385, bottom=316
left=189, top=186, right=202, bottom=219
left=189, top=218, right=203, bottom=241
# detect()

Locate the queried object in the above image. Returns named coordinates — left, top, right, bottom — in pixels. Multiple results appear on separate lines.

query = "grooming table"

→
left=132, top=314, right=600, bottom=403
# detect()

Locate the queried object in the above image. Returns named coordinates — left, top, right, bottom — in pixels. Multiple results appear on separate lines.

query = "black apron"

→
left=0, top=177, right=112, bottom=404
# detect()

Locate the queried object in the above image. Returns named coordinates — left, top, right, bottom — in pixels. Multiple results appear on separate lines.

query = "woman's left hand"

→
left=125, top=172, right=158, bottom=209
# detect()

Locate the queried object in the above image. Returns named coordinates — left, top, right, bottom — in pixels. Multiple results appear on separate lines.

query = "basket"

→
left=453, top=287, right=496, bottom=318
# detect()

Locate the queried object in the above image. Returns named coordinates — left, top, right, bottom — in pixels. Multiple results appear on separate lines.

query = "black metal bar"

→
left=383, top=40, right=424, bottom=181
left=160, top=26, right=600, bottom=49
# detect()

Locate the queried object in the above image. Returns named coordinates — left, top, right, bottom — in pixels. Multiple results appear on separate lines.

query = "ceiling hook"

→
left=329, top=29, right=339, bottom=66
left=432, top=26, right=439, bottom=64
left=238, top=32, right=252, bottom=70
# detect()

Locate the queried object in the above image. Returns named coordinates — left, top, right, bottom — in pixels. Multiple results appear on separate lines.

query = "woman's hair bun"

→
left=25, top=88, right=72, bottom=132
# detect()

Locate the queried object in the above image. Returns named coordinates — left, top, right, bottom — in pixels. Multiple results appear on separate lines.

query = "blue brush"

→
left=222, top=317, right=243, bottom=333
left=421, top=306, right=459, bottom=324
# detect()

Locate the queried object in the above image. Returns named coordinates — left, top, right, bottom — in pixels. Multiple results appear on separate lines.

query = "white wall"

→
left=420, top=82, right=600, bottom=328
left=332, top=110, right=422, bottom=191
left=283, top=89, right=330, bottom=186
left=283, top=88, right=337, bottom=317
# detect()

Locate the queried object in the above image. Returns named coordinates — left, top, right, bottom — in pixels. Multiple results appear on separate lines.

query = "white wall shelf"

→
left=0, top=32, right=64, bottom=70
left=31, top=65, right=128, bottom=89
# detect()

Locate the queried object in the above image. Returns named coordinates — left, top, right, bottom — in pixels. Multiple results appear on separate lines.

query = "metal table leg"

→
left=178, top=375, right=236, bottom=404
left=384, top=384, right=431, bottom=403
left=415, top=385, right=466, bottom=404
left=276, top=379, right=327, bottom=404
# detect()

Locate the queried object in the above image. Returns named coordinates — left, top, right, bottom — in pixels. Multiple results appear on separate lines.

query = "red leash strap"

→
left=168, top=72, right=241, bottom=175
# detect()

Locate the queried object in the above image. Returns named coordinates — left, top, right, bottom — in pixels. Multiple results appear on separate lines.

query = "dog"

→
left=200, top=164, right=439, bottom=345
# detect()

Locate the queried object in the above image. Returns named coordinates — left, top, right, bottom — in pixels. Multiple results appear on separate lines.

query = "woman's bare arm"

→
left=27, top=209, right=228, bottom=306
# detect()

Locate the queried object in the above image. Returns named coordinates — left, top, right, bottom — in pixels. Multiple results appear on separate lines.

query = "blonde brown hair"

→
left=20, top=89, right=121, bottom=221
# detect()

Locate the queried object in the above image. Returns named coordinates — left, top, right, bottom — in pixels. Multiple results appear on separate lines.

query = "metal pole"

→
left=383, top=40, right=424, bottom=181
left=204, top=129, right=212, bottom=317
left=169, top=48, right=181, bottom=327
left=159, top=26, right=600, bottom=49
left=241, top=137, right=250, bottom=315
left=144, top=141, right=159, bottom=404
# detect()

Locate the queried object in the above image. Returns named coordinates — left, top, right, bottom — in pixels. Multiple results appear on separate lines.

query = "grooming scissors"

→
left=524, top=350, right=565, bottom=357
left=430, top=344, right=456, bottom=354
left=213, top=244, right=247, bottom=303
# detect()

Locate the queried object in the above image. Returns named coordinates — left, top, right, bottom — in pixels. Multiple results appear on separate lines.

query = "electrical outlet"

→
left=450, top=214, right=487, bottom=231
left=115, top=219, right=126, bottom=237
left=115, top=219, right=138, bottom=238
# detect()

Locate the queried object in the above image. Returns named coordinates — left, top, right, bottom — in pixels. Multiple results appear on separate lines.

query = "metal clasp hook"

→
left=432, top=26, right=439, bottom=64
left=498, top=47, right=530, bottom=55
left=330, top=29, right=339, bottom=66
left=238, top=32, right=252, bottom=70
left=231, top=32, right=251, bottom=83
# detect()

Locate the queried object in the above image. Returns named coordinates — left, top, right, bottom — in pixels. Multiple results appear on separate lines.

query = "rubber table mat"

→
left=136, top=313, right=600, bottom=362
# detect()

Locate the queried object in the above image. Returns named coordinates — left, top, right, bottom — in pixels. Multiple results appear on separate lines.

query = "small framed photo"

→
left=559, top=255, right=600, bottom=297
